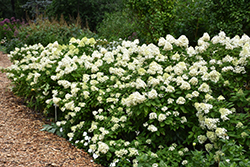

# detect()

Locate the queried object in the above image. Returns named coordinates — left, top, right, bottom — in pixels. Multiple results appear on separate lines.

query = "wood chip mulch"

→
left=0, top=52, right=103, bottom=167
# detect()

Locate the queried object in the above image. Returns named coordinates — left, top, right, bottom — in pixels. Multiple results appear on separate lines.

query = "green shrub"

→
left=97, top=10, right=137, bottom=41
left=46, top=0, right=125, bottom=31
left=4, top=38, right=25, bottom=54
left=172, top=0, right=208, bottom=46
left=4, top=15, right=96, bottom=53
left=126, top=0, right=176, bottom=44
left=0, top=17, right=24, bottom=42
left=3, top=32, right=250, bottom=166
left=204, top=0, right=250, bottom=38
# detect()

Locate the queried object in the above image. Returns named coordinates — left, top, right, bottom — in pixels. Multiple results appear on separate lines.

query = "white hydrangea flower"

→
left=158, top=37, right=166, bottom=46
left=67, top=132, right=74, bottom=138
left=149, top=112, right=157, bottom=119
left=176, top=35, right=189, bottom=48
left=180, top=81, right=191, bottom=90
left=180, top=116, right=187, bottom=123
left=215, top=127, right=228, bottom=140
left=173, top=111, right=179, bottom=117
left=192, top=91, right=200, bottom=97
left=152, top=163, right=158, bottom=167
left=148, top=89, right=158, bottom=99
left=198, top=83, right=210, bottom=92
left=165, top=85, right=175, bottom=93
left=185, top=93, right=193, bottom=100
left=209, top=70, right=221, bottom=83
left=115, top=149, right=128, bottom=158
left=204, top=118, right=220, bottom=130
left=205, top=94, right=214, bottom=102
left=121, top=92, right=147, bottom=107
left=182, top=160, right=188, bottom=165
left=189, top=77, right=198, bottom=85
left=206, top=131, right=217, bottom=142
left=158, top=114, right=167, bottom=122
left=219, top=108, right=232, bottom=121
left=198, top=135, right=207, bottom=144
left=135, top=78, right=147, bottom=89
left=147, top=125, right=158, bottom=132
left=186, top=46, right=196, bottom=57
left=236, top=122, right=244, bottom=129
left=97, top=141, right=109, bottom=154
left=168, top=146, right=175, bottom=151
left=163, top=41, right=173, bottom=51
left=166, top=34, right=176, bottom=43
left=217, top=95, right=225, bottom=101
left=128, top=148, right=139, bottom=157
left=176, top=97, right=186, bottom=104
left=168, top=98, right=174, bottom=104
left=161, top=106, right=168, bottom=112
left=147, top=77, right=160, bottom=87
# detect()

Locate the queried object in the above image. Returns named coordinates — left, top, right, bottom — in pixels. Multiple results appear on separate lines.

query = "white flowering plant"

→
left=2, top=31, right=250, bottom=166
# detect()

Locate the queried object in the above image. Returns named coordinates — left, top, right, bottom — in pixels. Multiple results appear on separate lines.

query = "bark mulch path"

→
left=0, top=52, right=103, bottom=167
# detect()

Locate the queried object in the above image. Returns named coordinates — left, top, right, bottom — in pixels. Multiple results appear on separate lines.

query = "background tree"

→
left=46, top=0, right=124, bottom=31
left=126, top=0, right=176, bottom=44
left=204, top=0, right=250, bottom=37
left=172, top=0, right=208, bottom=46
left=0, top=0, right=29, bottom=20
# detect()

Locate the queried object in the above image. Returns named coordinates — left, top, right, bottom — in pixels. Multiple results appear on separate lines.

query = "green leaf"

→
left=144, top=106, right=149, bottom=115
left=151, top=107, right=156, bottom=112
left=159, top=160, right=167, bottom=167
left=164, top=119, right=172, bottom=125
left=160, top=122, right=165, bottom=127
left=48, top=128, right=56, bottom=133
left=180, top=106, right=188, bottom=113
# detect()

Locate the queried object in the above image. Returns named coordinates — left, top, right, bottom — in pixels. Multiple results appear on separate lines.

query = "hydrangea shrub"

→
left=3, top=32, right=250, bottom=167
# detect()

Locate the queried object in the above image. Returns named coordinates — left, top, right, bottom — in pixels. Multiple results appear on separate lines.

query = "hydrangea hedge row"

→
left=3, top=32, right=250, bottom=167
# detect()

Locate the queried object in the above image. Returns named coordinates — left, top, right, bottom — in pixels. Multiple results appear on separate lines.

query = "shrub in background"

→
left=172, top=0, right=208, bottom=46
left=172, top=0, right=250, bottom=46
left=0, top=0, right=29, bottom=21
left=126, top=0, right=176, bottom=44
left=204, top=0, right=250, bottom=38
left=21, top=0, right=52, bottom=18
left=3, top=32, right=250, bottom=166
left=97, top=9, right=137, bottom=41
left=4, top=14, right=95, bottom=53
left=46, top=0, right=125, bottom=32
left=0, top=17, right=24, bottom=43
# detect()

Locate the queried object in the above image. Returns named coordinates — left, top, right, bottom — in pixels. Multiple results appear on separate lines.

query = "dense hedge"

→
left=2, top=32, right=250, bottom=166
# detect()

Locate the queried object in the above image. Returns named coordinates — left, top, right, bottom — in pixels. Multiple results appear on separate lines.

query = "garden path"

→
left=0, top=52, right=102, bottom=167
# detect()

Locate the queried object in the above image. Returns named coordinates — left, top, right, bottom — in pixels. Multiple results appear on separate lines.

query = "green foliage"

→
left=204, top=0, right=250, bottom=38
left=0, top=0, right=32, bottom=21
left=46, top=0, right=125, bottom=31
left=4, top=38, right=25, bottom=54
left=126, top=0, right=176, bottom=44
left=41, top=122, right=65, bottom=137
left=0, top=17, right=24, bottom=41
left=21, top=0, right=52, bottom=17
left=4, top=15, right=95, bottom=53
left=172, top=0, right=208, bottom=46
left=97, top=9, right=137, bottom=41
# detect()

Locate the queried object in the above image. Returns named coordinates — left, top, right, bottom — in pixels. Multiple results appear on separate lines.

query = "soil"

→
left=0, top=52, right=103, bottom=167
